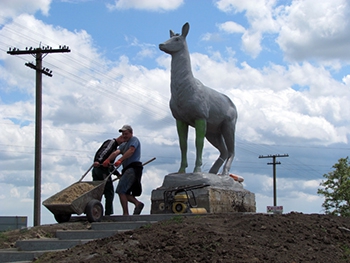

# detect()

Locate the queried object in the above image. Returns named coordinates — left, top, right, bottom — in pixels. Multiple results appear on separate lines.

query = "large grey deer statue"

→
left=159, top=22, right=238, bottom=176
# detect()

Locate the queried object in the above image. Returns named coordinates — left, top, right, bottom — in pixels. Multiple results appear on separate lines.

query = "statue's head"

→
left=159, top=22, right=190, bottom=55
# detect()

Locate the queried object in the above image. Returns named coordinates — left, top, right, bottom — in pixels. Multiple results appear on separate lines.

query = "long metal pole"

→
left=33, top=52, right=42, bottom=226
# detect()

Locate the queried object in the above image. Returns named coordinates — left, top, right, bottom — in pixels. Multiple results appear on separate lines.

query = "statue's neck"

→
left=170, top=47, right=194, bottom=86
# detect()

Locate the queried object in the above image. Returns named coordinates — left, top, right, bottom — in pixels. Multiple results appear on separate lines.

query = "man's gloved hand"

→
left=102, top=159, right=110, bottom=167
left=114, top=159, right=122, bottom=167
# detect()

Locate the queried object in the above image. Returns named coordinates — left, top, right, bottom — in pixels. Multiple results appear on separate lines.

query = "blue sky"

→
left=1, top=0, right=350, bottom=226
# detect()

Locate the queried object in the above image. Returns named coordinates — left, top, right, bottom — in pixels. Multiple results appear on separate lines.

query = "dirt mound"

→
left=31, top=212, right=350, bottom=263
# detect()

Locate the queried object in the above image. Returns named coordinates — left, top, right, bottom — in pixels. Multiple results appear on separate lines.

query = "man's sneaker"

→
left=133, top=202, right=144, bottom=215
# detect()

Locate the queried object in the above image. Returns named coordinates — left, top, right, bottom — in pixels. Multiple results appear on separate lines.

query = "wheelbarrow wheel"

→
left=54, top=214, right=71, bottom=223
left=85, top=199, right=103, bottom=223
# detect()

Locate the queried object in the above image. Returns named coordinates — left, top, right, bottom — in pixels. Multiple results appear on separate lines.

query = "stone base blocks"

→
left=151, top=173, right=256, bottom=214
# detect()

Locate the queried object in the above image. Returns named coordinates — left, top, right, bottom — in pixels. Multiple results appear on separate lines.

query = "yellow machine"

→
left=172, top=194, right=188, bottom=213
left=159, top=183, right=209, bottom=214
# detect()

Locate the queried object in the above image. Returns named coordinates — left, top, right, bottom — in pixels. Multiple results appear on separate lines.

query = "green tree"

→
left=317, top=157, right=350, bottom=216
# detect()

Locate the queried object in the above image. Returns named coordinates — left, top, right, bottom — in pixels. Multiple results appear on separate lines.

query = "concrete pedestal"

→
left=151, top=173, right=256, bottom=214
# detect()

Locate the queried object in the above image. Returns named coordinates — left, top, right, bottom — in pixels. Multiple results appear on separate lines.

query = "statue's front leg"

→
left=176, top=120, right=188, bottom=173
left=194, top=119, right=206, bottom=173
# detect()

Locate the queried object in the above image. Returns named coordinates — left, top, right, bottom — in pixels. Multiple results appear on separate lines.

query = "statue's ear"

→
left=182, top=22, right=189, bottom=38
left=170, top=30, right=175, bottom=37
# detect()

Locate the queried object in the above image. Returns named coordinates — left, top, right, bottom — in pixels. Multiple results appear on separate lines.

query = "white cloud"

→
left=215, top=0, right=350, bottom=63
left=0, top=0, right=50, bottom=23
left=302, top=179, right=321, bottom=189
left=218, top=0, right=278, bottom=32
left=218, top=21, right=245, bottom=34
left=241, top=30, right=262, bottom=58
left=215, top=0, right=279, bottom=57
left=201, top=32, right=224, bottom=42
left=10, top=187, right=21, bottom=198
left=343, top=75, right=350, bottom=85
left=276, top=0, right=350, bottom=61
left=107, top=0, right=184, bottom=11
left=137, top=48, right=156, bottom=59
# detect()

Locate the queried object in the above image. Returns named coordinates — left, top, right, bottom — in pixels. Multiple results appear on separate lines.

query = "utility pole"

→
left=7, top=45, right=70, bottom=226
left=259, top=154, right=289, bottom=207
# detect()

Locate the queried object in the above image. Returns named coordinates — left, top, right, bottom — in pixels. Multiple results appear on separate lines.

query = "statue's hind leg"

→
left=221, top=121, right=236, bottom=176
left=206, top=133, right=228, bottom=174
left=222, top=155, right=234, bottom=176
left=176, top=120, right=188, bottom=173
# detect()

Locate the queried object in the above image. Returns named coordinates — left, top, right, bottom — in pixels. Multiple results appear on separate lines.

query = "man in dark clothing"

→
left=92, top=135, right=124, bottom=216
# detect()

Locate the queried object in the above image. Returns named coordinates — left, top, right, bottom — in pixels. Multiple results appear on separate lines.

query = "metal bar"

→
left=78, top=164, right=94, bottom=182
left=142, top=157, right=156, bottom=166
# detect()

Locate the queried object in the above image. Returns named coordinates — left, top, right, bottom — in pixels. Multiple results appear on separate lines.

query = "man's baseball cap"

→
left=119, top=124, right=133, bottom=133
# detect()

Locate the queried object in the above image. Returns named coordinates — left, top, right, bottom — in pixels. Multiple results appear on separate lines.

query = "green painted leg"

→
left=176, top=120, right=188, bottom=173
left=194, top=119, right=206, bottom=173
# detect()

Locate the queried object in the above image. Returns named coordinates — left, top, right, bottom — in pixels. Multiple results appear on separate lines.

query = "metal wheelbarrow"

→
left=43, top=158, right=156, bottom=223
left=42, top=165, right=114, bottom=223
